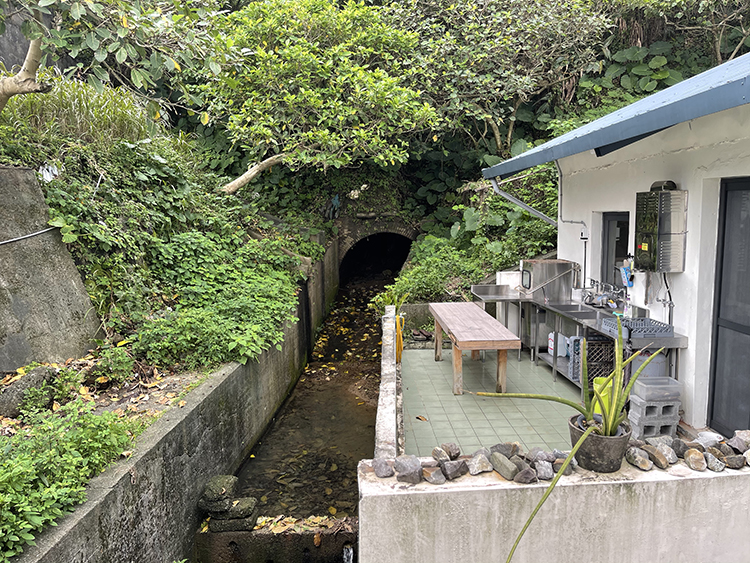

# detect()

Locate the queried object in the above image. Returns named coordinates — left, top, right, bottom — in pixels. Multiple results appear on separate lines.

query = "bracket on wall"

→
left=489, top=178, right=558, bottom=227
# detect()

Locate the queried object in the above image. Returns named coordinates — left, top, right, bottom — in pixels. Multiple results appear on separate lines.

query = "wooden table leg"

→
left=496, top=349, right=508, bottom=393
left=471, top=350, right=481, bottom=361
left=434, top=319, right=442, bottom=361
left=453, top=344, right=463, bottom=394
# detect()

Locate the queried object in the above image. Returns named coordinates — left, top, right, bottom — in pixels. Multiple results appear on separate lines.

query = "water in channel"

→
left=235, top=277, right=388, bottom=519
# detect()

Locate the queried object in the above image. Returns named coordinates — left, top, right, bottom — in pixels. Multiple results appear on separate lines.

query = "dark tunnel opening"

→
left=338, top=233, right=412, bottom=286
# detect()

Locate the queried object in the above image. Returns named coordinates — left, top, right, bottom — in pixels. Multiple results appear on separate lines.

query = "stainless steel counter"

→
left=471, top=285, right=688, bottom=350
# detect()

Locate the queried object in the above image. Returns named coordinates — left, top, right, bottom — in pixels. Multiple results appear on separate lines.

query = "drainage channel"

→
left=196, top=277, right=388, bottom=563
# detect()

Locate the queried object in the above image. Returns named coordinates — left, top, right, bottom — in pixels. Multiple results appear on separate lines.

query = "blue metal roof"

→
left=482, top=52, right=750, bottom=180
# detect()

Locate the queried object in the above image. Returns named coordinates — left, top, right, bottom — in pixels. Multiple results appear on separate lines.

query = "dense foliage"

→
left=0, top=399, right=137, bottom=560
left=0, top=75, right=306, bottom=368
left=196, top=0, right=438, bottom=170
left=0, top=0, right=226, bottom=116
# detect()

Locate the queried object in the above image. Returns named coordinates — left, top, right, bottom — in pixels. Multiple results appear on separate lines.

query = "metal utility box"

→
left=634, top=187, right=688, bottom=272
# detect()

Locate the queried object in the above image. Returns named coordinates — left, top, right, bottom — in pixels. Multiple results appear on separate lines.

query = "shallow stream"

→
left=235, top=278, right=387, bottom=519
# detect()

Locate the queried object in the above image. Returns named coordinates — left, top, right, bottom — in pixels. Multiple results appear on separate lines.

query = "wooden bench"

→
left=429, top=302, right=521, bottom=395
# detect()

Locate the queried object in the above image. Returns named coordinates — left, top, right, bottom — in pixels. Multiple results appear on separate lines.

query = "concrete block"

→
left=629, top=394, right=681, bottom=420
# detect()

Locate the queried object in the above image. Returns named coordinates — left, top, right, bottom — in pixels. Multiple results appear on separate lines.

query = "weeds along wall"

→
left=14, top=239, right=340, bottom=563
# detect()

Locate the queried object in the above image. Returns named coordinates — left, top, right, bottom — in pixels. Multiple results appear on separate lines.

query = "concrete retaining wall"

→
left=15, top=240, right=340, bottom=563
left=374, top=306, right=399, bottom=460
left=358, top=461, right=750, bottom=563
left=0, top=167, right=101, bottom=371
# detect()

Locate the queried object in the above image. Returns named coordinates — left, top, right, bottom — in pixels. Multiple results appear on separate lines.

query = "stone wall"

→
left=334, top=216, right=419, bottom=265
left=0, top=167, right=100, bottom=371
left=14, top=240, right=340, bottom=563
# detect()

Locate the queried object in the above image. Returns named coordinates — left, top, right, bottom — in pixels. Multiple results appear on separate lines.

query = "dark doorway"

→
left=709, top=178, right=750, bottom=436
left=339, top=233, right=412, bottom=285
left=602, top=212, right=630, bottom=287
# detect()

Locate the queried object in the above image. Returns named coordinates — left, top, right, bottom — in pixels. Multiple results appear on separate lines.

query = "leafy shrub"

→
left=134, top=237, right=300, bottom=368
left=0, top=400, right=134, bottom=561
left=20, top=367, right=85, bottom=413
left=92, top=346, right=135, bottom=386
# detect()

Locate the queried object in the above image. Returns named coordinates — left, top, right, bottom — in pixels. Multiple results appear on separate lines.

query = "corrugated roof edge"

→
left=482, top=51, right=750, bottom=180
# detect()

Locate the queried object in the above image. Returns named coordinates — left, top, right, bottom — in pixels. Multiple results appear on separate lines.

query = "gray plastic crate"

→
left=632, top=376, right=681, bottom=401
left=568, top=336, right=614, bottom=385
left=601, top=317, right=674, bottom=339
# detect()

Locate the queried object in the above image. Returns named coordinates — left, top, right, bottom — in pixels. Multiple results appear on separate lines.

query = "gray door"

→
left=709, top=178, right=750, bottom=436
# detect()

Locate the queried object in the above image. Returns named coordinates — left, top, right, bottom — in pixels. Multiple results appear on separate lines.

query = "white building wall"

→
left=556, top=104, right=750, bottom=428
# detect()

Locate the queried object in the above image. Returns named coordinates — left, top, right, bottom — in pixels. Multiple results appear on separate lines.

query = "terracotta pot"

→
left=568, top=415, right=631, bottom=473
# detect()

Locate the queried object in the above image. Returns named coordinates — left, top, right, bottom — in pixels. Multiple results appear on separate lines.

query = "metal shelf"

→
left=537, top=353, right=581, bottom=388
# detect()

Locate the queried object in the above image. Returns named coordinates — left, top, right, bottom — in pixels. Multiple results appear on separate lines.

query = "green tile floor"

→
left=401, top=348, right=582, bottom=456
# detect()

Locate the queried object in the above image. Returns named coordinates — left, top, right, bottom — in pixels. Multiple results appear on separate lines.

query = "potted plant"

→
left=479, top=317, right=662, bottom=470
left=477, top=317, right=664, bottom=561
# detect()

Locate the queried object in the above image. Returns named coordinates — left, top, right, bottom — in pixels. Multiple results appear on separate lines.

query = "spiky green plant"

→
left=477, top=317, right=665, bottom=562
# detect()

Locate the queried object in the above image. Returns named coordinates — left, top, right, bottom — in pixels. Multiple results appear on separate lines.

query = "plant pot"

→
left=568, top=415, right=631, bottom=473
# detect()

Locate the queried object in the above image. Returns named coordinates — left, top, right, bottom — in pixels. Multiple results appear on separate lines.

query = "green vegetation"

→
left=1, top=74, right=306, bottom=369
left=1, top=0, right=748, bottom=557
left=0, top=400, right=138, bottom=560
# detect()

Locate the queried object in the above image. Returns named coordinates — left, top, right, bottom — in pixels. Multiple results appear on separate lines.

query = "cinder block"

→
left=629, top=395, right=681, bottom=420
left=628, top=409, right=680, bottom=429
left=630, top=419, right=679, bottom=440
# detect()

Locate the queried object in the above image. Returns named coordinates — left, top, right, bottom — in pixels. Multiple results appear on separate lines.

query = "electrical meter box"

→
left=634, top=186, right=687, bottom=272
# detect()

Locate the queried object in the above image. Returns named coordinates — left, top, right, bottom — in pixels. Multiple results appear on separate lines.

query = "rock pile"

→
left=373, top=441, right=575, bottom=486
left=198, top=475, right=260, bottom=532
left=370, top=430, right=750, bottom=484
left=624, top=430, right=750, bottom=473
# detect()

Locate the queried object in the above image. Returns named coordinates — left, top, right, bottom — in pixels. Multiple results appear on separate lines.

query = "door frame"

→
left=601, top=212, right=630, bottom=287
left=707, top=177, right=750, bottom=434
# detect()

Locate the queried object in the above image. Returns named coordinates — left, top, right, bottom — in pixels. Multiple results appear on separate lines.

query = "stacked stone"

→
left=198, top=475, right=259, bottom=532
left=628, top=394, right=681, bottom=440
left=625, top=430, right=750, bottom=473
left=375, top=441, right=575, bottom=485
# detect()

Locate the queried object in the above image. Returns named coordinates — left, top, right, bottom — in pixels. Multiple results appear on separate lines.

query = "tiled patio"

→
left=401, top=348, right=582, bottom=456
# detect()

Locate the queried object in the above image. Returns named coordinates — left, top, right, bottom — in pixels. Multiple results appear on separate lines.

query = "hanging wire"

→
left=0, top=227, right=56, bottom=247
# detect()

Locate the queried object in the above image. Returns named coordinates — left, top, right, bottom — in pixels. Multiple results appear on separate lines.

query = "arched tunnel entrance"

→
left=338, top=232, right=413, bottom=286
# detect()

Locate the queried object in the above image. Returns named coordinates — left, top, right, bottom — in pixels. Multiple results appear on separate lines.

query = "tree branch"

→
left=220, top=153, right=287, bottom=195
left=0, top=37, right=52, bottom=114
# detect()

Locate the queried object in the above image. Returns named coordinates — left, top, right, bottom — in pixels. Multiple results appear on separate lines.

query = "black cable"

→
left=662, top=272, right=673, bottom=304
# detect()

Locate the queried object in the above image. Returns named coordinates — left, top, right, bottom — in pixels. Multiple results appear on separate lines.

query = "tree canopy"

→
left=196, top=0, right=439, bottom=192
left=0, top=0, right=222, bottom=114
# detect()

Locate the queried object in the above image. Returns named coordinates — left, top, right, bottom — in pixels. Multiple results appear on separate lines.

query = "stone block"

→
left=629, top=395, right=681, bottom=421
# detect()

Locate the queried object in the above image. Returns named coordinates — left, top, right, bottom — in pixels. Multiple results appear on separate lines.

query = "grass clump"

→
left=0, top=69, right=158, bottom=147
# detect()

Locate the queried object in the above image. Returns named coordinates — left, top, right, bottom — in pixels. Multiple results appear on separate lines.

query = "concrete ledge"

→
left=374, top=306, right=398, bottom=459
left=358, top=458, right=750, bottom=563
left=14, top=242, right=339, bottom=563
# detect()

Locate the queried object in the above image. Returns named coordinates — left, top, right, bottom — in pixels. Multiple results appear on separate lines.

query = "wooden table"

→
left=429, top=302, right=521, bottom=395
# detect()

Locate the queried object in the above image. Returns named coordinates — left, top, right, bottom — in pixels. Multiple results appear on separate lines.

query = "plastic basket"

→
left=568, top=336, right=614, bottom=385
left=601, top=317, right=674, bottom=339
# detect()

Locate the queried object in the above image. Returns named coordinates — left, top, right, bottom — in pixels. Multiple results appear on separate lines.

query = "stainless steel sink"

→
left=550, top=304, right=591, bottom=312
left=546, top=303, right=602, bottom=321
